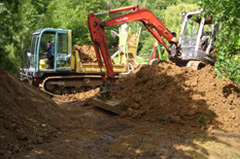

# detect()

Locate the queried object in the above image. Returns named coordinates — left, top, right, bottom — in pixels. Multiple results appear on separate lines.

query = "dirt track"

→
left=1, top=63, right=240, bottom=159
left=11, top=97, right=240, bottom=159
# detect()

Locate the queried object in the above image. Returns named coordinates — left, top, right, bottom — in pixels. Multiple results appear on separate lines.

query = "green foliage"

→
left=48, top=0, right=107, bottom=45
left=0, top=0, right=50, bottom=72
left=200, top=0, right=240, bottom=84
left=0, top=1, right=21, bottom=73
left=160, top=3, right=198, bottom=36
left=139, top=36, right=155, bottom=59
left=215, top=58, right=240, bottom=84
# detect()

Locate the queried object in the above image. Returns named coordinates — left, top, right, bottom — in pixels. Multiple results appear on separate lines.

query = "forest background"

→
left=0, top=0, right=239, bottom=83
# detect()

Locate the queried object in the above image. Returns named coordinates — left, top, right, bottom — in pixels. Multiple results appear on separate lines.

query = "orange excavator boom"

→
left=88, top=5, right=180, bottom=82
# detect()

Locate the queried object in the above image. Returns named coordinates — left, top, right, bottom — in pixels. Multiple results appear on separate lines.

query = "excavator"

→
left=20, top=28, right=129, bottom=96
left=88, top=5, right=217, bottom=114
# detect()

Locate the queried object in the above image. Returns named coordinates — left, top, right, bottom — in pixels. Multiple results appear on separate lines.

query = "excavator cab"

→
left=177, top=9, right=218, bottom=69
left=20, top=28, right=72, bottom=85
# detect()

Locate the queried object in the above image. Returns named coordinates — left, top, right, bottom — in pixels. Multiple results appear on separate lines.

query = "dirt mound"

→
left=113, top=63, right=240, bottom=132
left=53, top=88, right=99, bottom=106
left=73, top=45, right=97, bottom=63
left=0, top=68, right=69, bottom=155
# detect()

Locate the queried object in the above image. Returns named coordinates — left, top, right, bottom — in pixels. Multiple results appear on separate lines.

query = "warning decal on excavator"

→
left=116, top=17, right=128, bottom=23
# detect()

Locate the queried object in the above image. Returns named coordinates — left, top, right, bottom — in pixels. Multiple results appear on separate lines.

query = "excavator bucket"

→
left=91, top=81, right=126, bottom=115
left=92, top=97, right=126, bottom=115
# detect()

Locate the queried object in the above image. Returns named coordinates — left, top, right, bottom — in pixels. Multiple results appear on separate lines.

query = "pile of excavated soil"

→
left=73, top=45, right=97, bottom=63
left=53, top=88, right=99, bottom=106
left=0, top=68, right=70, bottom=156
left=113, top=63, right=240, bottom=132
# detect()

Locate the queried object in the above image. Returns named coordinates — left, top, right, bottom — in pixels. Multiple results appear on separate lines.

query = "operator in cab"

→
left=47, top=40, right=54, bottom=69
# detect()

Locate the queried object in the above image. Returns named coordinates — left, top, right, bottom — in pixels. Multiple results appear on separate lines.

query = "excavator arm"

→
left=88, top=5, right=180, bottom=82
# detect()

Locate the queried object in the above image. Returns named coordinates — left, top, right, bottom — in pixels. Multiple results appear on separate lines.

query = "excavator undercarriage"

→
left=21, top=71, right=104, bottom=96
left=39, top=74, right=103, bottom=96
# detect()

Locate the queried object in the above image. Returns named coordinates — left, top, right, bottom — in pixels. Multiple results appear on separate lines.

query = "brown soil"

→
left=73, top=45, right=97, bottom=63
left=0, top=68, right=77, bottom=157
left=113, top=63, right=240, bottom=132
left=54, top=88, right=99, bottom=103
left=1, top=63, right=240, bottom=159
left=11, top=89, right=240, bottom=159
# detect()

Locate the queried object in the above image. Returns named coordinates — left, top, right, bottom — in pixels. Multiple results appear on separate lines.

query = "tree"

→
left=200, top=0, right=240, bottom=83
left=0, top=0, right=22, bottom=72
left=0, top=0, right=50, bottom=72
left=48, top=0, right=107, bottom=45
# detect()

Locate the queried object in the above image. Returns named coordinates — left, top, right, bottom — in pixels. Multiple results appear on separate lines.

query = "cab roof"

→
left=33, top=28, right=69, bottom=35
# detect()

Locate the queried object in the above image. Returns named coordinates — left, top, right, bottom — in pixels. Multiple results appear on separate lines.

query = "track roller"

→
left=53, top=87, right=61, bottom=95
left=62, top=88, right=70, bottom=95
left=70, top=87, right=78, bottom=94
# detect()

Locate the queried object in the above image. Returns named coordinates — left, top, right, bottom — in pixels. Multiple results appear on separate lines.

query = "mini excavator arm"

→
left=88, top=5, right=181, bottom=83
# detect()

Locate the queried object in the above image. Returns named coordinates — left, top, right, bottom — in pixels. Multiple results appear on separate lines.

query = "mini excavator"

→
left=88, top=5, right=217, bottom=114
